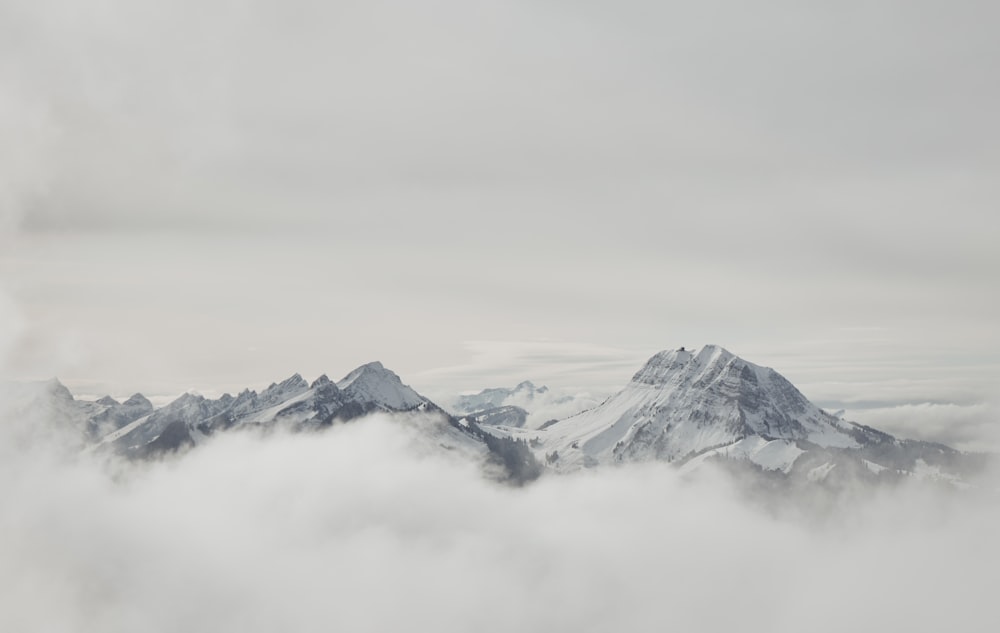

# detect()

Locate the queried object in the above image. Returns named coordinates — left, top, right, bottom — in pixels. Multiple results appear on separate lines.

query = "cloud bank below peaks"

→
left=1, top=408, right=998, bottom=633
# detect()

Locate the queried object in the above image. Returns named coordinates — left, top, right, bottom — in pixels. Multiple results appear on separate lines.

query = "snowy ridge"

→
left=10, top=347, right=987, bottom=489
left=99, top=362, right=441, bottom=457
left=537, top=345, right=865, bottom=469
left=450, top=380, right=598, bottom=429
left=464, top=345, right=981, bottom=487
left=337, top=362, right=425, bottom=411
left=30, top=363, right=546, bottom=482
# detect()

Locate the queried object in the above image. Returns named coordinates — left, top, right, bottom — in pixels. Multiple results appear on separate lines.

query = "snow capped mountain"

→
left=454, top=381, right=551, bottom=413
left=540, top=345, right=864, bottom=468
left=479, top=345, right=984, bottom=486
left=83, top=361, right=546, bottom=483
left=0, top=379, right=153, bottom=445
left=337, top=362, right=426, bottom=411
left=256, top=373, right=311, bottom=408
left=451, top=380, right=598, bottom=429
left=84, top=393, right=155, bottom=440
left=103, top=362, right=440, bottom=457
left=9, top=346, right=989, bottom=490
left=461, top=405, right=529, bottom=428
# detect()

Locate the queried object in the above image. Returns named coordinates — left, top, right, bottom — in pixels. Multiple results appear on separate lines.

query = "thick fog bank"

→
left=1, top=413, right=997, bottom=633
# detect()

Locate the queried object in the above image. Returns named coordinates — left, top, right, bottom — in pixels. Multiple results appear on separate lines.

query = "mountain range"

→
left=451, top=380, right=599, bottom=429
left=494, top=345, right=989, bottom=487
left=9, top=345, right=991, bottom=488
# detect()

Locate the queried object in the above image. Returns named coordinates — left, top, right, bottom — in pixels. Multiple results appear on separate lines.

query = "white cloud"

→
left=846, top=402, right=1000, bottom=452
left=1, top=411, right=998, bottom=633
left=416, top=339, right=647, bottom=397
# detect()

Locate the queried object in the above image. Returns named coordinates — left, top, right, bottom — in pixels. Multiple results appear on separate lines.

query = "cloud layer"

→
left=1, top=410, right=998, bottom=633
left=846, top=402, right=1000, bottom=453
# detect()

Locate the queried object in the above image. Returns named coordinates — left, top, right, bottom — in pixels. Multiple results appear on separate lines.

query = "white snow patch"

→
left=680, top=437, right=804, bottom=475
left=97, top=413, right=153, bottom=445
left=807, top=462, right=837, bottom=482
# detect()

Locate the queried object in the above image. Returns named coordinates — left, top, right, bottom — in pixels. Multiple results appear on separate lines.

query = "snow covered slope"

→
left=502, top=345, right=983, bottom=485
left=451, top=380, right=598, bottom=429
left=538, top=345, right=865, bottom=469
left=337, top=362, right=426, bottom=411
left=104, top=362, right=447, bottom=458
left=84, top=362, right=544, bottom=484
left=12, top=347, right=986, bottom=489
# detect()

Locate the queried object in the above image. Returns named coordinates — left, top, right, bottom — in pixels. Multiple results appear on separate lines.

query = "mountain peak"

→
left=629, top=348, right=692, bottom=384
left=631, top=345, right=737, bottom=386
left=337, top=361, right=388, bottom=388
left=278, top=373, right=308, bottom=389
left=123, top=393, right=152, bottom=409
left=172, top=392, right=204, bottom=405
left=511, top=380, right=550, bottom=396
left=259, top=374, right=310, bottom=404
left=696, top=343, right=732, bottom=357
left=310, top=374, right=332, bottom=389
left=543, top=345, right=863, bottom=469
left=96, top=395, right=120, bottom=406
left=337, top=361, right=425, bottom=411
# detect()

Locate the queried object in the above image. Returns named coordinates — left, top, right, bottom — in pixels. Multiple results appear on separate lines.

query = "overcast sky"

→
left=1, top=0, right=998, bottom=448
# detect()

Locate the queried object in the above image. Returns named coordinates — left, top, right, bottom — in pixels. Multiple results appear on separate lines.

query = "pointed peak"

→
left=337, top=361, right=426, bottom=411
left=511, top=380, right=551, bottom=397
left=262, top=373, right=309, bottom=396
left=169, top=392, right=205, bottom=407
left=280, top=373, right=307, bottom=387
left=355, top=361, right=386, bottom=374
left=695, top=344, right=736, bottom=363
left=338, top=361, right=393, bottom=387
left=631, top=349, right=690, bottom=383
left=232, top=388, right=257, bottom=407
left=123, top=393, right=152, bottom=408
left=310, top=374, right=333, bottom=389
left=631, top=345, right=739, bottom=385
left=96, top=395, right=120, bottom=406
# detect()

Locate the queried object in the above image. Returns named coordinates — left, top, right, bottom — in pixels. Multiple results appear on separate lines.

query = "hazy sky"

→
left=1, top=1, right=998, bottom=448
left=1, top=6, right=999, bottom=629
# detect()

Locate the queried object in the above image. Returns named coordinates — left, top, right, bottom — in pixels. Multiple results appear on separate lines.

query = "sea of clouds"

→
left=1, top=407, right=997, bottom=633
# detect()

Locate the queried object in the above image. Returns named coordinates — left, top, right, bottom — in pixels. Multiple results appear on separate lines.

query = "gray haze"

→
left=1, top=1, right=998, bottom=449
